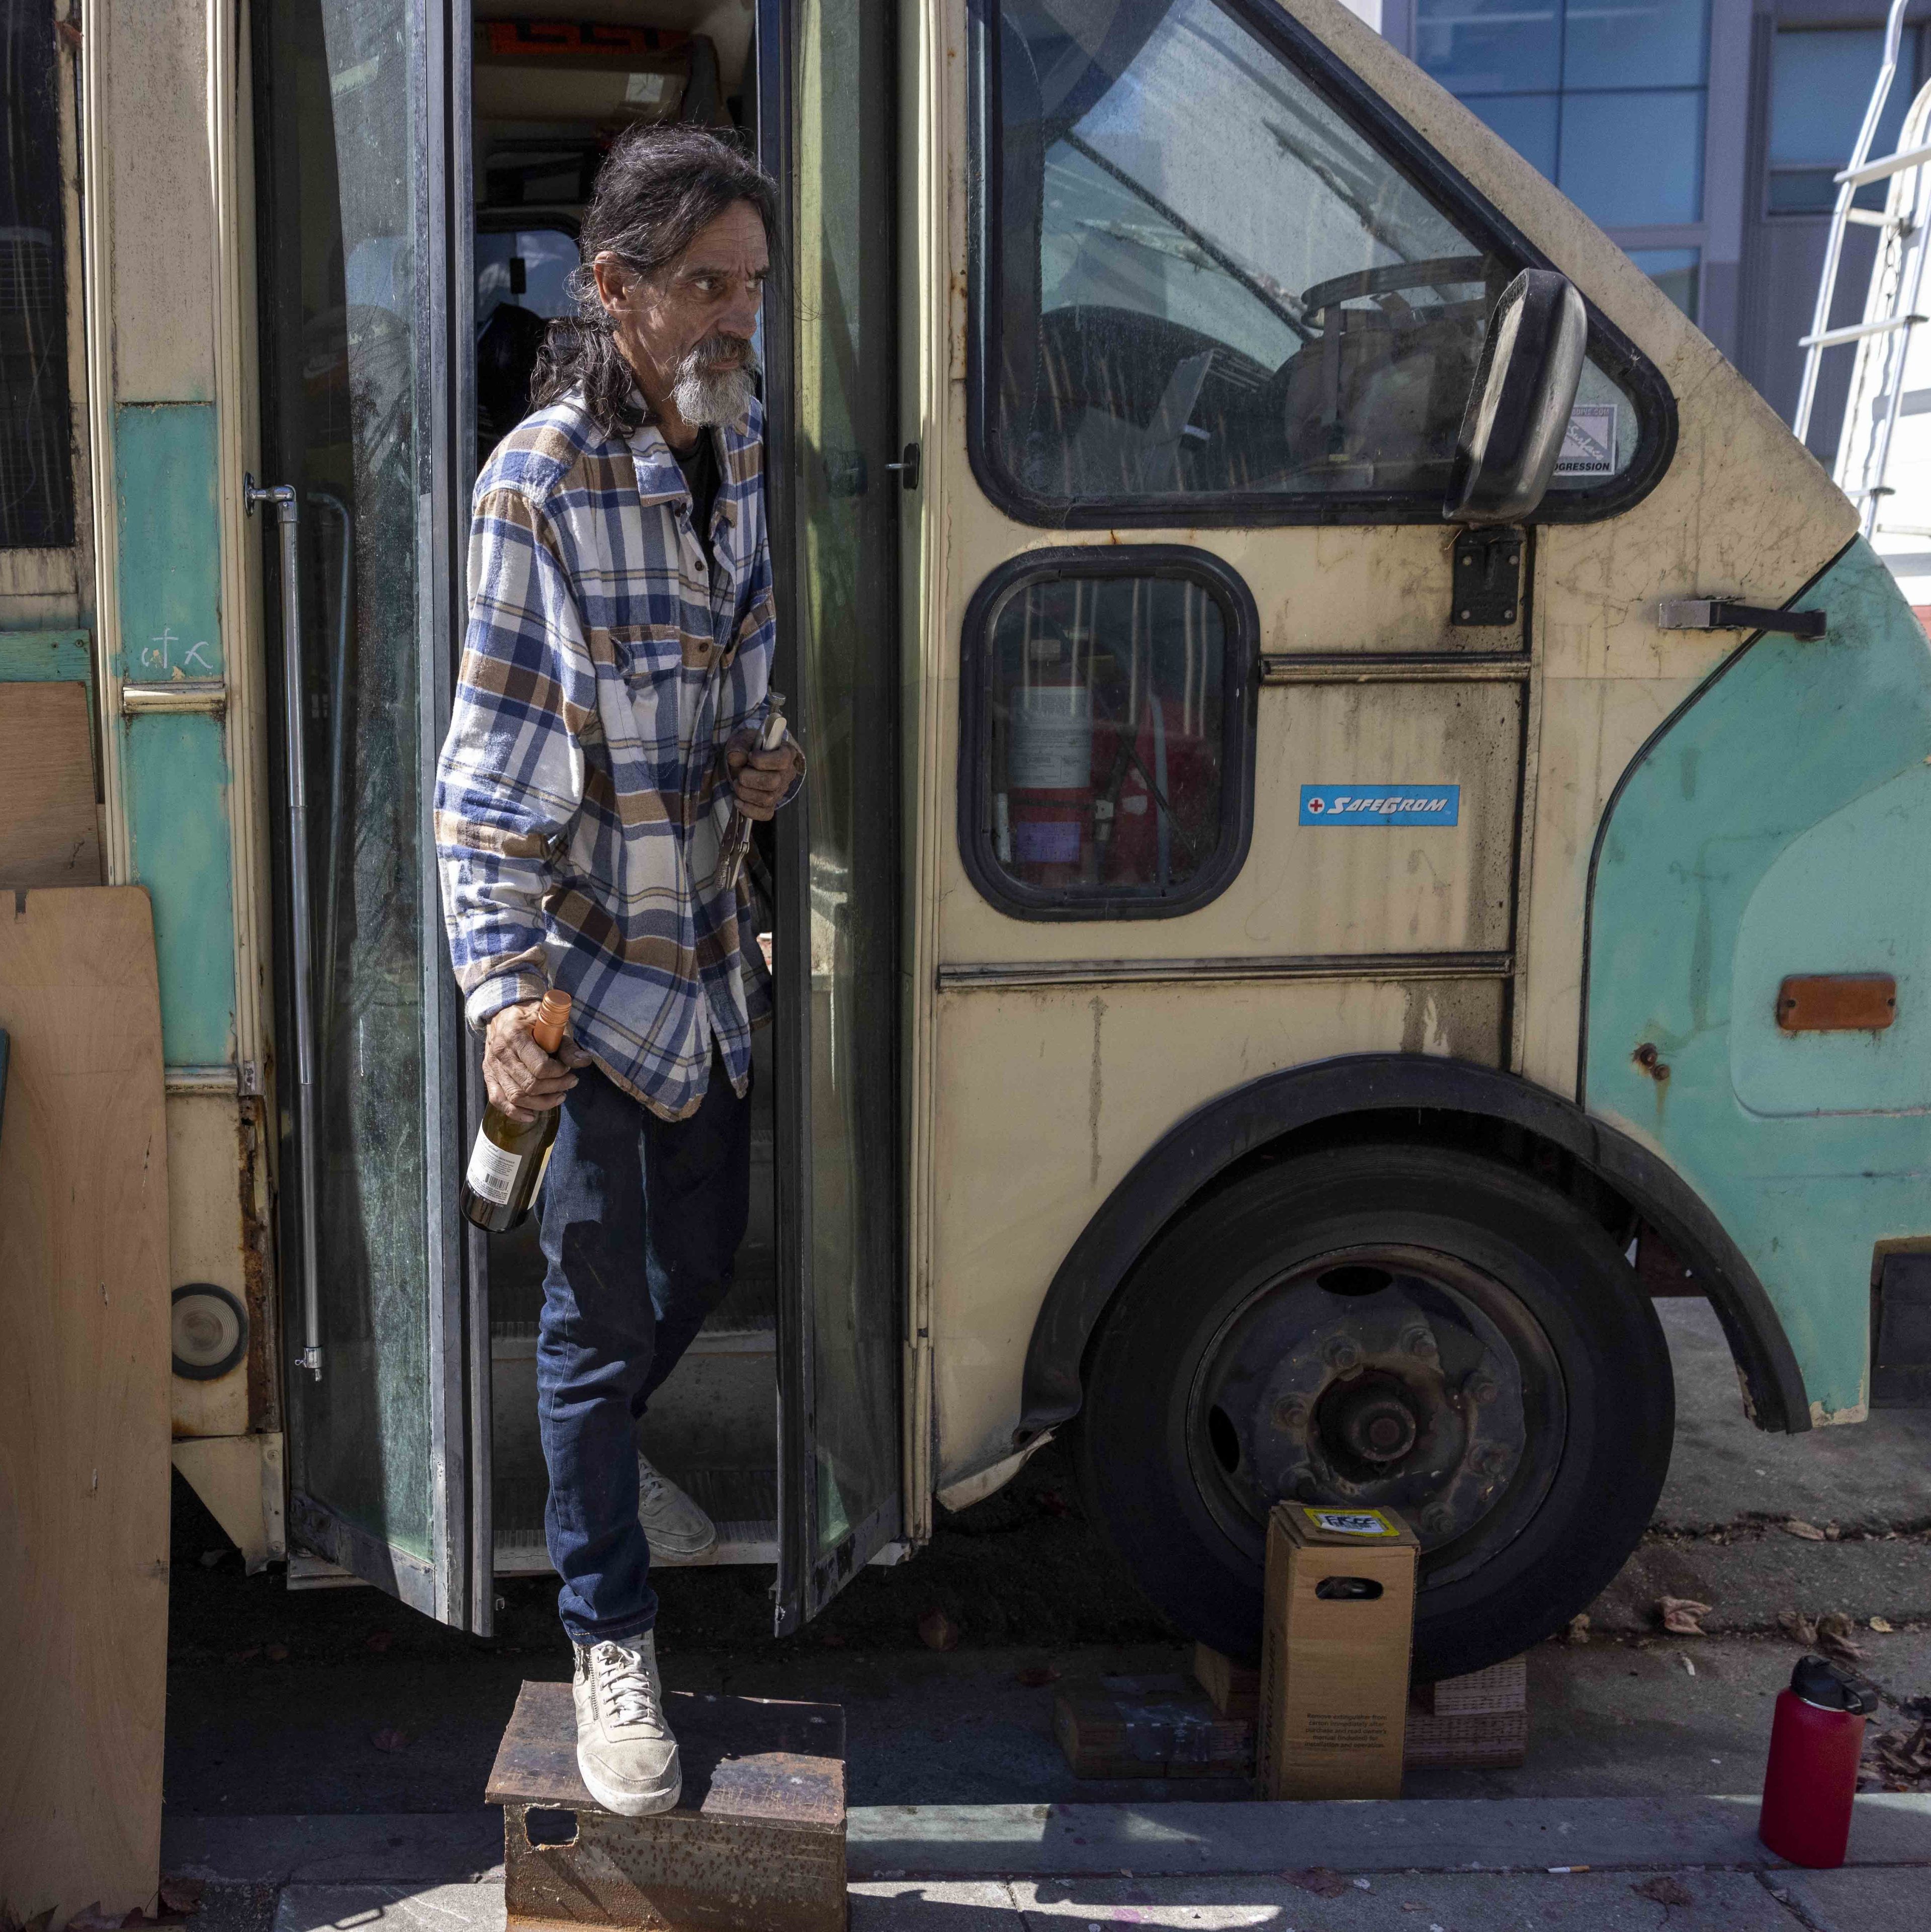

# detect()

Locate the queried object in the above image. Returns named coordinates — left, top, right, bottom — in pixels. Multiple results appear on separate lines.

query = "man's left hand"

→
left=725, top=726, right=804, bottom=822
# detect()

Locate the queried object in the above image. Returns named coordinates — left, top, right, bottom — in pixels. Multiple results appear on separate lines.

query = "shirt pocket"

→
left=607, top=623, right=683, bottom=687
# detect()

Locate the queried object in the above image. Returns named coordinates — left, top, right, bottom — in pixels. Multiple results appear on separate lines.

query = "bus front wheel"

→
left=1074, top=1144, right=1674, bottom=1680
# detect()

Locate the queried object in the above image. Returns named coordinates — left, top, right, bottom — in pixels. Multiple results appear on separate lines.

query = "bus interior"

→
left=468, top=6, right=780, bottom=1573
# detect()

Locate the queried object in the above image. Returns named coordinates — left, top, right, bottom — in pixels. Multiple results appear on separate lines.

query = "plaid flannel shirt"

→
left=434, top=390, right=796, bottom=1121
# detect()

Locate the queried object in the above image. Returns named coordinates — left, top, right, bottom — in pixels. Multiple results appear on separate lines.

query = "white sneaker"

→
left=637, top=1452, right=718, bottom=1563
left=572, top=1629, right=681, bottom=1817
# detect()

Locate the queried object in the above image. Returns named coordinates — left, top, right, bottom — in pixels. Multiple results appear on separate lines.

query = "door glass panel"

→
left=256, top=0, right=461, bottom=1616
left=0, top=0, right=73, bottom=549
left=790, top=0, right=901, bottom=1605
left=982, top=0, right=1651, bottom=512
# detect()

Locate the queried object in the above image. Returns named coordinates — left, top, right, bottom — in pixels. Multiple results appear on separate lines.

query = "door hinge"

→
left=1656, top=598, right=1827, bottom=641
left=1450, top=528, right=1522, bottom=627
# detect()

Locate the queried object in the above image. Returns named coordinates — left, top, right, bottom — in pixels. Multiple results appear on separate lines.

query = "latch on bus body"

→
left=1656, top=598, right=1828, bottom=640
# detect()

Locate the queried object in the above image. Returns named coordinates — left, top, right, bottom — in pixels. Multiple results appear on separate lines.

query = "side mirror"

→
left=1443, top=269, right=1588, bottom=526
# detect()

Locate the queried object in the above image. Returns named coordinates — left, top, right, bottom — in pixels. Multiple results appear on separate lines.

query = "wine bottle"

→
left=462, top=987, right=572, bottom=1233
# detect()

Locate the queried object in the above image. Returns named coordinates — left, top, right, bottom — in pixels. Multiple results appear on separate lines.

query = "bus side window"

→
left=960, top=550, right=1256, bottom=919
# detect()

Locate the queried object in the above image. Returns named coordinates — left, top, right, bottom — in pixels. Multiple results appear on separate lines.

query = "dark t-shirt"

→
left=671, top=430, right=720, bottom=578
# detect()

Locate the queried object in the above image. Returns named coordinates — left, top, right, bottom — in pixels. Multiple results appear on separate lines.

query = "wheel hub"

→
left=1189, top=1246, right=1558, bottom=1562
left=1319, top=1372, right=1420, bottom=1465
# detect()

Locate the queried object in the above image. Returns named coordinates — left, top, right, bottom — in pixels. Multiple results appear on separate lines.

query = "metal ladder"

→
left=1793, top=0, right=1931, bottom=536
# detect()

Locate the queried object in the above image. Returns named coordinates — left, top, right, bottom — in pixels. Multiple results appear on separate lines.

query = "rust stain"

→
left=238, top=1094, right=279, bottom=1431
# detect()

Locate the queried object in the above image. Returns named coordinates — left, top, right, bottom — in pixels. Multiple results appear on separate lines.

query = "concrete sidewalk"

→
left=165, top=1794, right=1931, bottom=1932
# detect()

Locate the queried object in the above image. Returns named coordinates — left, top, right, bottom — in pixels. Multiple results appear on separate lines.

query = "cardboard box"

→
left=1255, top=1502, right=1418, bottom=1801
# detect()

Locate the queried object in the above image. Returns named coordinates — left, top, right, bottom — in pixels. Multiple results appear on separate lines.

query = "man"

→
left=434, top=125, right=803, bottom=1817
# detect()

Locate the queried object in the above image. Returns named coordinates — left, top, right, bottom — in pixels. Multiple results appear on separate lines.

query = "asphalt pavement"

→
left=159, top=1299, right=1931, bottom=1928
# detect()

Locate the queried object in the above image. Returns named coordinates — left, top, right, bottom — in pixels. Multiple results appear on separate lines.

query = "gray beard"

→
left=671, top=347, right=758, bottom=427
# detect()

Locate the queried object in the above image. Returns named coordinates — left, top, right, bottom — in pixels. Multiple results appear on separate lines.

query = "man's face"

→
left=593, top=200, right=769, bottom=432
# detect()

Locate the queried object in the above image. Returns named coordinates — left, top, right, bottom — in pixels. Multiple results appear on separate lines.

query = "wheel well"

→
left=1019, top=1055, right=1809, bottom=1446
left=1183, top=1107, right=1640, bottom=1250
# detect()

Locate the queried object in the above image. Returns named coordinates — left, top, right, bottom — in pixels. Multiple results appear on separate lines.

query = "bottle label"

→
left=466, top=1131, right=523, bottom=1206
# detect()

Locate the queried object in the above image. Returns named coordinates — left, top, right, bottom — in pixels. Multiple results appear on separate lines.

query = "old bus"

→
left=17, top=0, right=1928, bottom=1679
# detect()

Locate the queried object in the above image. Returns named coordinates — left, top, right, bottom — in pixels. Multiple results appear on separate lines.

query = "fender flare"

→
left=1018, top=1053, right=1809, bottom=1439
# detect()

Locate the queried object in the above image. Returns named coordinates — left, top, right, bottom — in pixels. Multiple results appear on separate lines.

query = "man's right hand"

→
left=484, top=1000, right=591, bottom=1124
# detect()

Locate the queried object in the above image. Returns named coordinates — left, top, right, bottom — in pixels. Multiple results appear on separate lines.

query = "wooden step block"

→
left=1060, top=1656, right=1529, bottom=1782
left=1192, top=1644, right=1259, bottom=1721
left=486, top=1679, right=845, bottom=1931
left=1414, top=1654, right=1526, bottom=1716
left=1054, top=1675, right=1252, bottom=1780
left=1406, top=1655, right=1527, bottom=1770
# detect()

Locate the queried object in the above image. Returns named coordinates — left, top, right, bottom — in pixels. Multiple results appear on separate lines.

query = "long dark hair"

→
left=531, top=123, right=778, bottom=438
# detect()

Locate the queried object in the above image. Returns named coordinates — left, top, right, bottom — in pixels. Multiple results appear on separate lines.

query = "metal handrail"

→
left=247, top=474, right=323, bottom=1381
left=1794, top=0, right=1916, bottom=442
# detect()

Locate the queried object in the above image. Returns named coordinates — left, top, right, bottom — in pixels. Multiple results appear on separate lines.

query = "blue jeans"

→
left=536, top=1050, right=749, bottom=1645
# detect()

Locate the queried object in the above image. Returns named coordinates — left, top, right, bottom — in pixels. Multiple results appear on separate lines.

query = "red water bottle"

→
left=1758, top=1654, right=1876, bottom=1868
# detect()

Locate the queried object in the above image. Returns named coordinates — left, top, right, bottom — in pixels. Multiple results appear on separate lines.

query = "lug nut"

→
left=1466, top=1374, right=1499, bottom=1406
left=1400, top=1325, right=1437, bottom=1358
left=1271, top=1398, right=1308, bottom=1434
left=1421, top=1505, right=1453, bottom=1534
left=1324, top=1337, right=1362, bottom=1372
left=1292, top=1476, right=1319, bottom=1501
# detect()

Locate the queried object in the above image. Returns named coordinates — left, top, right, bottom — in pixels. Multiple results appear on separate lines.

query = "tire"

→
left=1074, top=1144, right=1674, bottom=1679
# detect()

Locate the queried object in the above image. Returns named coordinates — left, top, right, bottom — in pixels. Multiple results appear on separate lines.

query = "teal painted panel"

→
left=114, top=402, right=234, bottom=1063
left=0, top=629, right=91, bottom=684
left=122, top=712, right=236, bottom=1065
left=1587, top=539, right=1931, bottom=1420
left=115, top=403, right=224, bottom=679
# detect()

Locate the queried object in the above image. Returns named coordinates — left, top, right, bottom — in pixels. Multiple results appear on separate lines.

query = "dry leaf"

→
left=917, top=1608, right=959, bottom=1652
left=1871, top=1617, right=1895, bottom=1634
left=1015, top=1665, right=1061, bottom=1688
left=1658, top=1597, right=1711, bottom=1635
left=1778, top=1610, right=1819, bottom=1647
left=1867, top=1718, right=1931, bottom=1786
left=157, top=1879, right=204, bottom=1917
left=1284, top=1868, right=1348, bottom=1898
left=1630, top=1875, right=1694, bottom=1907
left=1566, top=1613, right=1591, bottom=1644
left=1816, top=1610, right=1865, bottom=1662
left=370, top=1727, right=413, bottom=1752
left=1784, top=1519, right=1827, bottom=1541
left=66, top=1907, right=122, bottom=1932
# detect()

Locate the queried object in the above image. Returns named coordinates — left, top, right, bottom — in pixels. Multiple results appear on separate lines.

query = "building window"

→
left=0, top=0, right=75, bottom=550
left=1769, top=26, right=1923, bottom=216
left=1626, top=246, right=1699, bottom=320
left=959, top=549, right=1256, bottom=920
left=974, top=0, right=1670, bottom=524
left=1415, top=0, right=1710, bottom=318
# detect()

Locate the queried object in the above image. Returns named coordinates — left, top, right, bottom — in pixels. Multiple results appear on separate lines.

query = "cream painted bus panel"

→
left=939, top=676, right=1520, bottom=962
left=926, top=974, right=1507, bottom=1488
left=168, top=1090, right=251, bottom=1439
left=106, top=0, right=217, bottom=403
left=1268, top=0, right=1860, bottom=1101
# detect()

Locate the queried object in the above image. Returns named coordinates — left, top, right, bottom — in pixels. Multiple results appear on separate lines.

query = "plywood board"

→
left=0, top=888, right=170, bottom=1922
left=0, top=683, right=101, bottom=889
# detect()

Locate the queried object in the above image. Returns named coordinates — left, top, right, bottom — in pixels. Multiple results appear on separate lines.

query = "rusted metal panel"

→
left=1775, top=973, right=1898, bottom=1033
left=489, top=1682, right=846, bottom=1932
